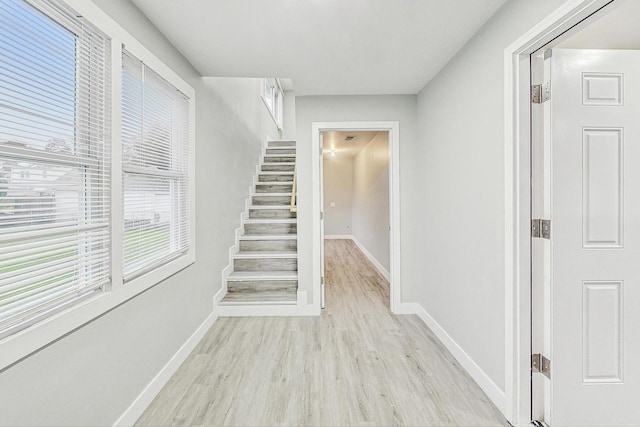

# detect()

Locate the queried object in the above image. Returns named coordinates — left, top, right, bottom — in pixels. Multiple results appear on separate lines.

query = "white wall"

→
left=409, top=0, right=567, bottom=401
left=323, top=154, right=353, bottom=236
left=352, top=132, right=389, bottom=272
left=0, top=1, right=280, bottom=425
left=295, top=95, right=417, bottom=304
left=282, top=90, right=297, bottom=140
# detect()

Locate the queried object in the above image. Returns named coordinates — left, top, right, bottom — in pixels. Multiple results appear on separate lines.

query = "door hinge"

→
left=319, top=146, right=323, bottom=156
left=532, top=353, right=551, bottom=379
left=320, top=211, right=324, bottom=220
left=532, top=82, right=551, bottom=104
left=531, top=219, right=551, bottom=239
left=321, top=276, right=324, bottom=285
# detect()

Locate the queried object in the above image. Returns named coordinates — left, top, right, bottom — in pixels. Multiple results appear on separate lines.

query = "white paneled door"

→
left=549, top=49, right=640, bottom=426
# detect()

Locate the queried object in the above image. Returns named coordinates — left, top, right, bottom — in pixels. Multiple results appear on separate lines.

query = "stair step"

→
left=235, top=251, right=297, bottom=258
left=255, top=183, right=293, bottom=193
left=227, top=270, right=298, bottom=280
left=244, top=222, right=297, bottom=235
left=234, top=254, right=297, bottom=271
left=268, top=140, right=296, bottom=148
left=227, top=280, right=297, bottom=294
left=239, top=238, right=297, bottom=251
left=252, top=194, right=292, bottom=205
left=239, top=234, right=296, bottom=240
left=258, top=173, right=293, bottom=182
left=266, top=148, right=295, bottom=155
left=220, top=291, right=297, bottom=305
left=263, top=155, right=295, bottom=163
left=245, top=218, right=297, bottom=223
left=262, top=163, right=295, bottom=172
left=249, top=207, right=295, bottom=219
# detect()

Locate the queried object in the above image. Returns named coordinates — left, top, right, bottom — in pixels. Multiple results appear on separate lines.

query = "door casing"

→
left=311, top=121, right=401, bottom=314
left=504, top=0, right=614, bottom=424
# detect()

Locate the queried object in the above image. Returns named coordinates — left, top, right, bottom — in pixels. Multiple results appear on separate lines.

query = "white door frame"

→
left=503, top=0, right=614, bottom=424
left=311, top=121, right=401, bottom=313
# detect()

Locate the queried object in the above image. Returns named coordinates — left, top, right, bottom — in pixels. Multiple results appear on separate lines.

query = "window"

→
left=262, top=78, right=284, bottom=130
left=0, top=0, right=110, bottom=338
left=121, top=50, right=190, bottom=281
left=0, top=0, right=194, bottom=358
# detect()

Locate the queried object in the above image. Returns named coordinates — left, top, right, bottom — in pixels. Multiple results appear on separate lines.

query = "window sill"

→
left=0, top=251, right=195, bottom=371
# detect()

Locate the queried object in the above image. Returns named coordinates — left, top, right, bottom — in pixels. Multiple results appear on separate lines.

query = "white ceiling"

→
left=131, top=0, right=508, bottom=96
left=323, top=131, right=382, bottom=158
left=557, top=0, right=640, bottom=49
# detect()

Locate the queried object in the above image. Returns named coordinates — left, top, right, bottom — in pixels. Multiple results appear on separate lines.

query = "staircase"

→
left=221, top=140, right=298, bottom=305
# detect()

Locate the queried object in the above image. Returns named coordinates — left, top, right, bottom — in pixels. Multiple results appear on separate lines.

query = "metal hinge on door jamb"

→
left=531, top=219, right=551, bottom=239
left=532, top=82, right=551, bottom=104
left=532, top=353, right=551, bottom=379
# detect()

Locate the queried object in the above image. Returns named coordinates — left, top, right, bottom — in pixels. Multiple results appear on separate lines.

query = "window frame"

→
left=261, top=78, right=284, bottom=130
left=0, top=0, right=196, bottom=371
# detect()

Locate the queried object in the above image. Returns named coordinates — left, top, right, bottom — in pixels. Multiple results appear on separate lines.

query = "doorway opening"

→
left=321, top=130, right=391, bottom=308
left=311, top=122, right=401, bottom=313
left=506, top=0, right=640, bottom=425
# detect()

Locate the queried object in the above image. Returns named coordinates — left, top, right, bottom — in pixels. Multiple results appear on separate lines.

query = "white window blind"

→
left=0, top=0, right=111, bottom=338
left=121, top=49, right=190, bottom=281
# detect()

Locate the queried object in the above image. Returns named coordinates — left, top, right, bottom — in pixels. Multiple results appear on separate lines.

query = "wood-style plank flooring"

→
left=135, top=239, right=508, bottom=426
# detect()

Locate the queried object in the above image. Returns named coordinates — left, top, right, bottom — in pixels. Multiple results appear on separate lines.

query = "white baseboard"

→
left=350, top=236, right=390, bottom=281
left=218, top=303, right=319, bottom=317
left=411, top=303, right=505, bottom=413
left=213, top=287, right=225, bottom=306
left=113, top=310, right=218, bottom=427
left=394, top=302, right=420, bottom=315
left=324, top=234, right=353, bottom=240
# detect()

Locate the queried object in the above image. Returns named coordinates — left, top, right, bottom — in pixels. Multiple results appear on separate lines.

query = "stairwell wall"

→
left=0, top=1, right=281, bottom=426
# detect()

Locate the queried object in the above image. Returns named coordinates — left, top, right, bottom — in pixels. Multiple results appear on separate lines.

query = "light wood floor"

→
left=135, top=239, right=508, bottom=426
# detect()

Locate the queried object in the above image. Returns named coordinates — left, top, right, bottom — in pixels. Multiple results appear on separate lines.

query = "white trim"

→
left=397, top=303, right=505, bottom=413
left=312, top=121, right=401, bottom=314
left=350, top=236, right=390, bottom=282
left=113, top=310, right=218, bottom=427
left=213, top=287, right=226, bottom=306
left=324, top=234, right=353, bottom=239
left=503, top=0, right=613, bottom=424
